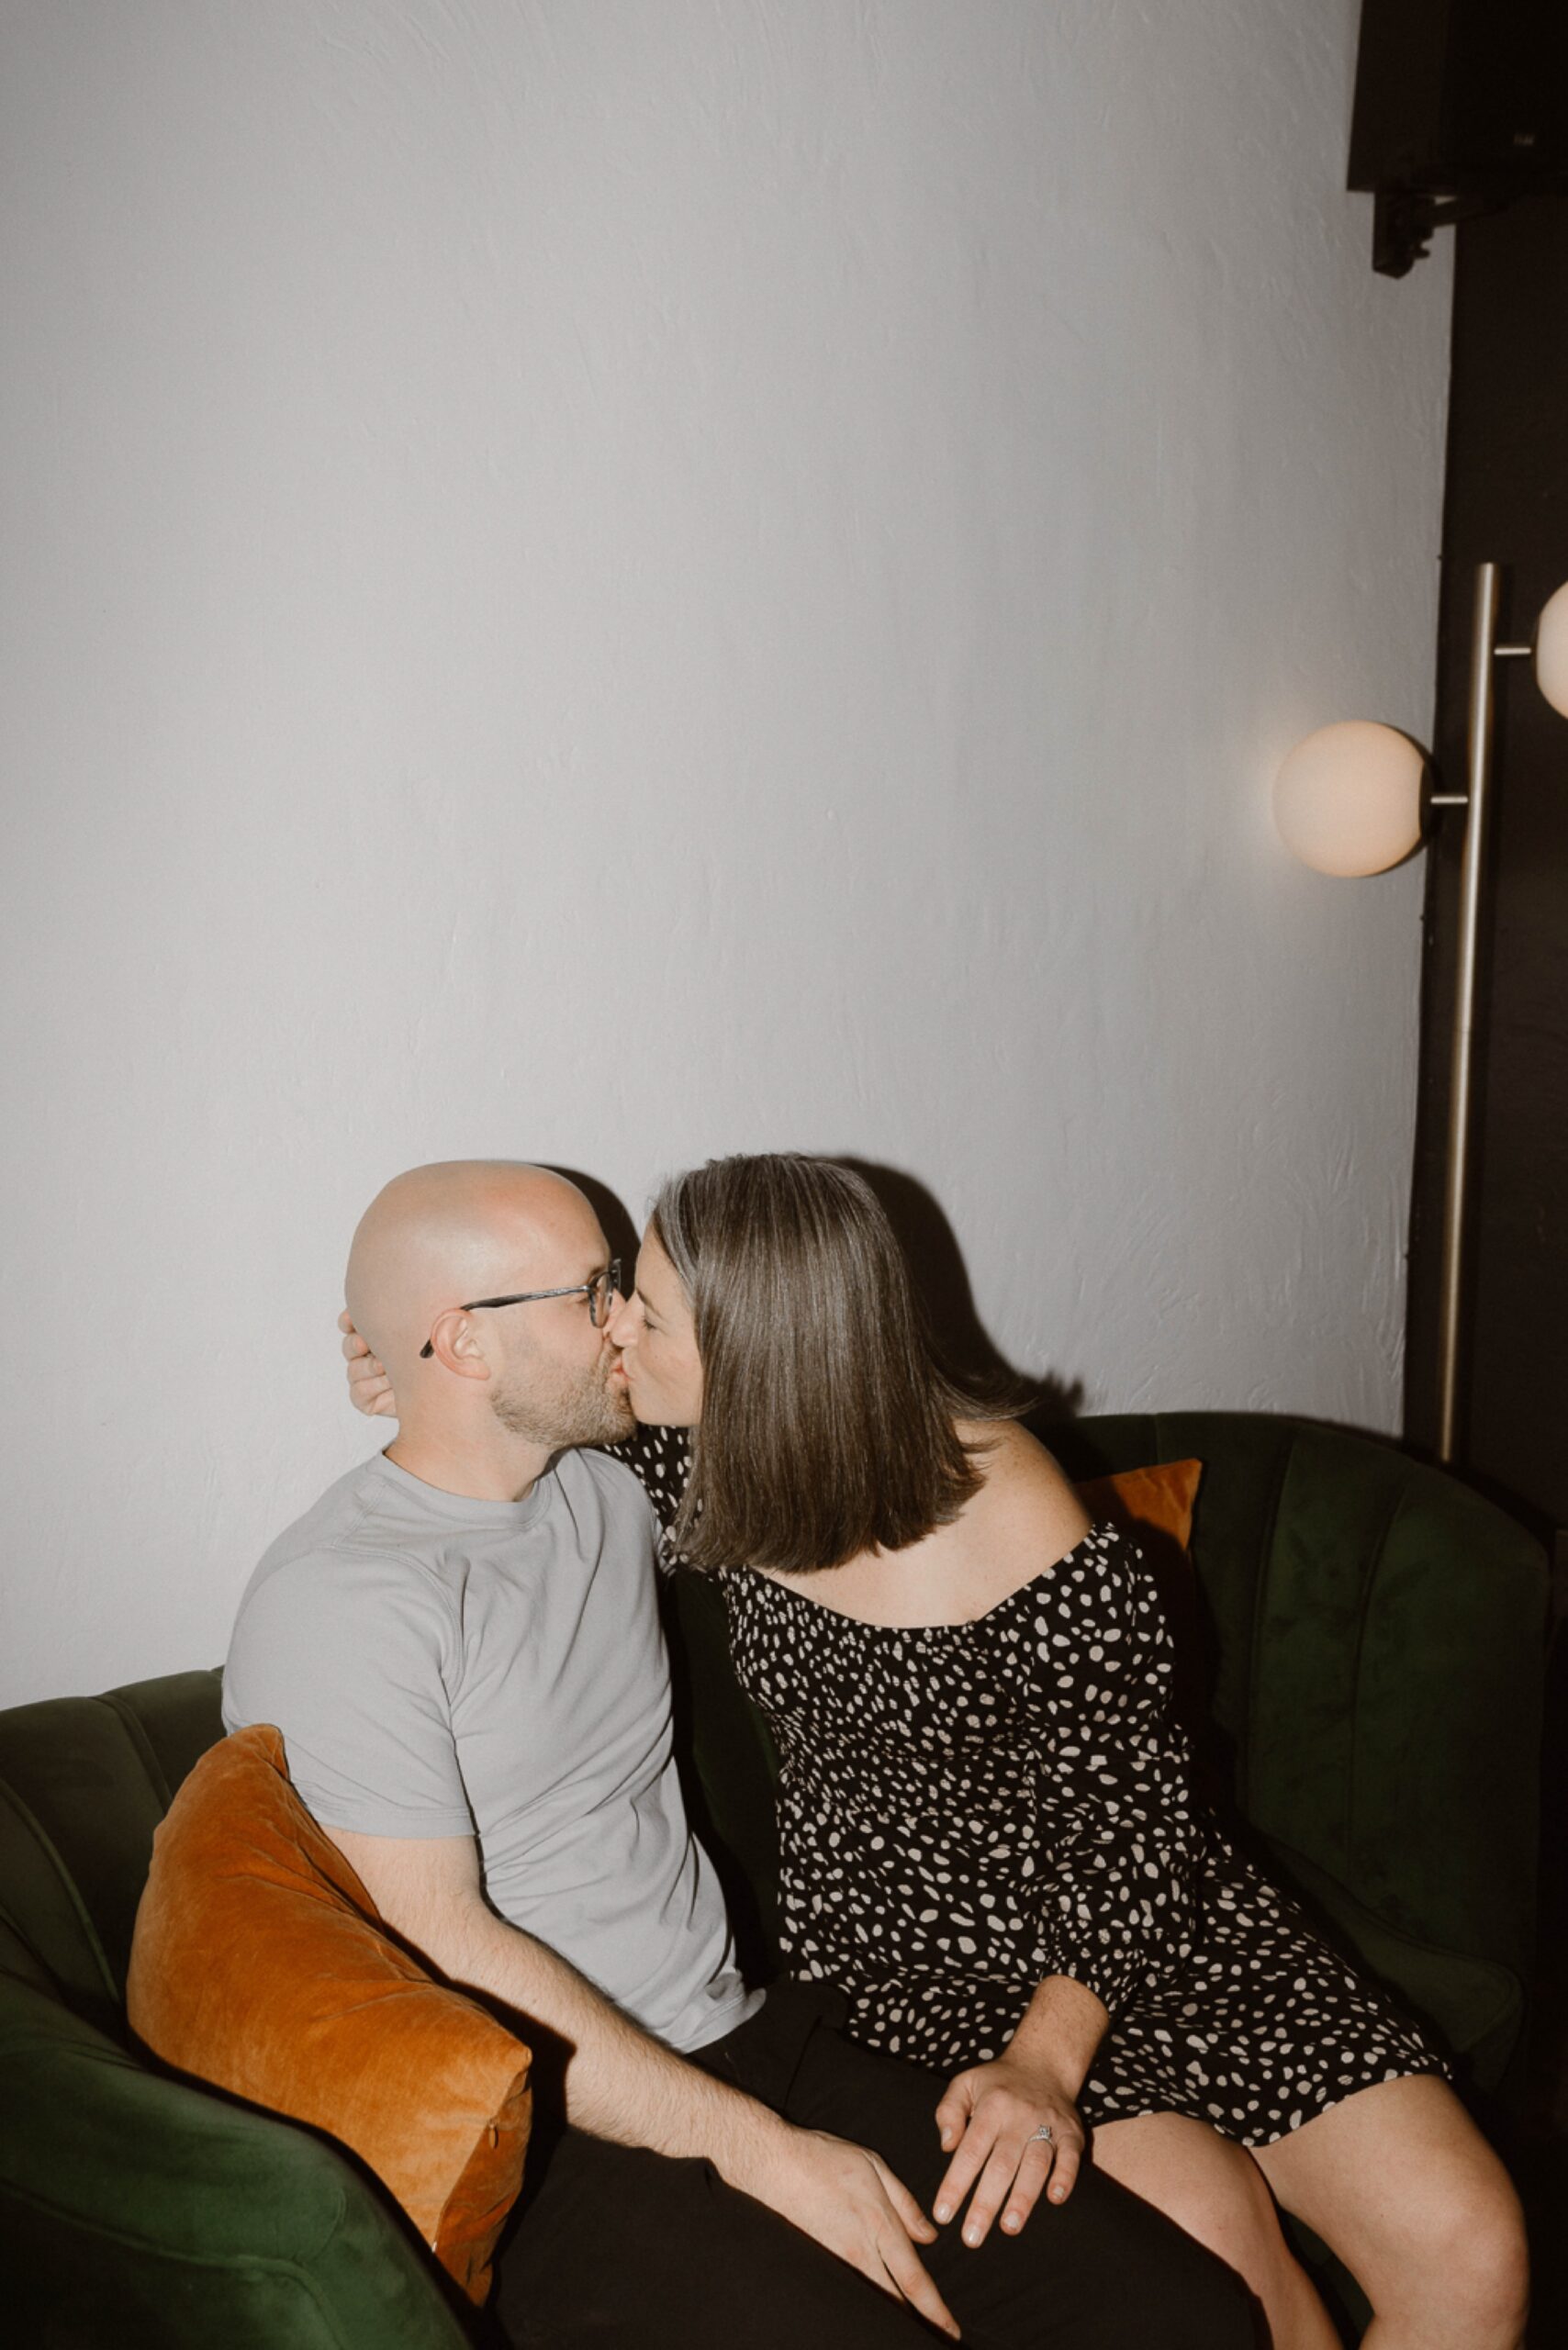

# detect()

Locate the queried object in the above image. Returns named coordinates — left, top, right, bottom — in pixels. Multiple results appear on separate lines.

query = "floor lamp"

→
left=1273, top=568, right=1568, bottom=1465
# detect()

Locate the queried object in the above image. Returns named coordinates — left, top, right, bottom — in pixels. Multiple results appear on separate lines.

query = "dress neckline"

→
left=738, top=1522, right=1114, bottom=1637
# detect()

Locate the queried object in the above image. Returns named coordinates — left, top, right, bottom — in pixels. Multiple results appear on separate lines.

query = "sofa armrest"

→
left=1261, top=1837, right=1523, bottom=2091
left=0, top=1958, right=471, bottom=2350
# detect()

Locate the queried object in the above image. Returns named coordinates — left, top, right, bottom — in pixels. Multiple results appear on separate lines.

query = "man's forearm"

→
left=322, top=1826, right=958, bottom=2331
left=441, top=1903, right=960, bottom=2333
left=410, top=1891, right=790, bottom=2184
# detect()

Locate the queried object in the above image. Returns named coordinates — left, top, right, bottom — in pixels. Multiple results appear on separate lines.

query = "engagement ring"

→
left=1030, top=2124, right=1054, bottom=2143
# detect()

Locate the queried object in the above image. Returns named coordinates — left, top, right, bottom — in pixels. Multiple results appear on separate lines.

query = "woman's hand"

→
left=932, top=2054, right=1085, bottom=2246
left=339, top=1310, right=398, bottom=1418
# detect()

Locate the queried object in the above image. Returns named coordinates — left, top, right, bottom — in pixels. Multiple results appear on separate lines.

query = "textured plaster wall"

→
left=1, top=0, right=1451, bottom=1705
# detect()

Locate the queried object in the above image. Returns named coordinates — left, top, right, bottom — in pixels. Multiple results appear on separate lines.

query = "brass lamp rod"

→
left=1434, top=563, right=1529, bottom=1464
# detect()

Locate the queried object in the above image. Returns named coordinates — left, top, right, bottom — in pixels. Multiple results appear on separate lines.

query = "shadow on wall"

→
left=555, top=1152, right=1087, bottom=1431
left=548, top=1166, right=644, bottom=1273
left=835, top=1157, right=1085, bottom=1432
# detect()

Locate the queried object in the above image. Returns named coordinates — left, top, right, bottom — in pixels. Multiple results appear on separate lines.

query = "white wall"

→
left=0, top=0, right=1451, bottom=1706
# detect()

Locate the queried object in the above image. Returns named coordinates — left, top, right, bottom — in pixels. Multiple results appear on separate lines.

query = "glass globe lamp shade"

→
left=1535, top=580, right=1568, bottom=718
left=1273, top=721, right=1426, bottom=877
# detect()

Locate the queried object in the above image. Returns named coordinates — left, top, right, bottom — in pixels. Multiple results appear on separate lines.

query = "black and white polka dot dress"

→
left=614, top=1427, right=1445, bottom=2150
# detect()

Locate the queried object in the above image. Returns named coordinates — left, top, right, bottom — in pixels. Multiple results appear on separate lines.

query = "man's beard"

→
left=489, top=1350, right=634, bottom=1449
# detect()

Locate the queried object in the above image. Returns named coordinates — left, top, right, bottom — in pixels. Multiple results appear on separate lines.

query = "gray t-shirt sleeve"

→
left=223, top=1550, right=475, bottom=1840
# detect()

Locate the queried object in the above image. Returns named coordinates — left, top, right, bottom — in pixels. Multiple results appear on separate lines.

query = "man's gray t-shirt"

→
left=223, top=1447, right=756, bottom=2055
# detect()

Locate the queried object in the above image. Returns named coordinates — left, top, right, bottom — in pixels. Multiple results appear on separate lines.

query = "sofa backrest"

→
left=1047, top=1413, right=1548, bottom=1990
left=0, top=1670, right=224, bottom=2031
left=0, top=1416, right=1546, bottom=2061
left=669, top=1410, right=1548, bottom=2075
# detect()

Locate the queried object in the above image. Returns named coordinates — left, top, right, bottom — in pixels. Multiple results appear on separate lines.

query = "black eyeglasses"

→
left=419, top=1260, right=622, bottom=1359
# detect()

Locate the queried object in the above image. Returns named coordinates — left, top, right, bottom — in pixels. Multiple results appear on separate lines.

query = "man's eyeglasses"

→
left=419, top=1260, right=622, bottom=1359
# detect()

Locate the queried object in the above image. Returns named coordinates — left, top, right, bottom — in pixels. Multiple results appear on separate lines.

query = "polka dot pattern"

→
left=610, top=1427, right=1445, bottom=2149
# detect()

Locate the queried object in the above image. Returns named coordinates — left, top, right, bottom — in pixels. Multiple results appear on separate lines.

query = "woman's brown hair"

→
left=651, top=1153, right=1022, bottom=1573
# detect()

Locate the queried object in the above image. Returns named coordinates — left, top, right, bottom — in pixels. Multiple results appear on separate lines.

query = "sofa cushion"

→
left=128, top=1725, right=530, bottom=2306
left=1074, top=1458, right=1203, bottom=1550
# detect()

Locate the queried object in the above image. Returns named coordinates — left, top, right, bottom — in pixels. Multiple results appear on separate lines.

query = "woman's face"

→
left=606, top=1228, right=705, bottom=1427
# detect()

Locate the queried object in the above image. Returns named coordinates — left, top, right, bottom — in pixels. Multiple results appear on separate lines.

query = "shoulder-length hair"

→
left=650, top=1153, right=1022, bottom=1573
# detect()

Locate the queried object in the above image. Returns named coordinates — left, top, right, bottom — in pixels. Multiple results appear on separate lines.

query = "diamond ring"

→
left=1030, top=2123, right=1054, bottom=2143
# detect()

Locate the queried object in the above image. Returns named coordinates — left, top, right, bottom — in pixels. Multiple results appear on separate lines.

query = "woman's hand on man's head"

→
left=339, top=1309, right=398, bottom=1418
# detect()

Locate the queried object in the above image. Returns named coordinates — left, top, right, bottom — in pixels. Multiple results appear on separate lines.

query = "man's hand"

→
left=324, top=1827, right=957, bottom=2333
left=739, top=2126, right=960, bottom=2338
left=933, top=2053, right=1085, bottom=2248
left=338, top=1310, right=398, bottom=1417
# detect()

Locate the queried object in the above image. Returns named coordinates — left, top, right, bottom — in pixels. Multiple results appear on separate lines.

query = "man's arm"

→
left=330, top=1826, right=960, bottom=2338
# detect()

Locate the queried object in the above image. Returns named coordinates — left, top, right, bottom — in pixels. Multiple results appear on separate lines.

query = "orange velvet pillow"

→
left=127, top=1724, right=531, bottom=2305
left=1074, top=1458, right=1204, bottom=1551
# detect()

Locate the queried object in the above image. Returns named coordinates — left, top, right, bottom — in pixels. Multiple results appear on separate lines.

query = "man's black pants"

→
left=489, top=1982, right=1256, bottom=2347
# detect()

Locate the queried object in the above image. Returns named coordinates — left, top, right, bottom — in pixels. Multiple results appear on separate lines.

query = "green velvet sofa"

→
left=1, top=1413, right=1548, bottom=2345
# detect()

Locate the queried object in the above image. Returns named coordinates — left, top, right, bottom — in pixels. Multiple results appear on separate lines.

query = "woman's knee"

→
left=1396, top=2163, right=1529, bottom=2337
left=1329, top=2132, right=1529, bottom=2341
left=1257, top=2076, right=1529, bottom=2340
left=1095, top=2115, right=1290, bottom=2301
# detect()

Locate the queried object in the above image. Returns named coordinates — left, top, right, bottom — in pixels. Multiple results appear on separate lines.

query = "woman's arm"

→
left=953, top=1431, right=1202, bottom=2019
left=1030, top=1523, right=1204, bottom=2018
left=931, top=1974, right=1108, bottom=2243
left=931, top=1494, right=1205, bottom=2245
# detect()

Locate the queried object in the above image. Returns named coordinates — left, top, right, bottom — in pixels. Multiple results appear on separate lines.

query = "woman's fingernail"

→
left=935, top=2202, right=951, bottom=2222
left=963, top=2224, right=980, bottom=2247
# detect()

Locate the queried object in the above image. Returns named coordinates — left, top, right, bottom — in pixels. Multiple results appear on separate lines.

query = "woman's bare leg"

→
left=1252, top=2076, right=1528, bottom=2349
left=1093, top=2111, right=1339, bottom=2348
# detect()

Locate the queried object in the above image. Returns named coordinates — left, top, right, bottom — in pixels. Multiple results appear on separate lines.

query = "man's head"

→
left=345, top=1161, right=633, bottom=1455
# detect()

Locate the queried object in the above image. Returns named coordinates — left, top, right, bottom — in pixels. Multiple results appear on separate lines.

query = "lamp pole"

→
left=1432, top=562, right=1531, bottom=1465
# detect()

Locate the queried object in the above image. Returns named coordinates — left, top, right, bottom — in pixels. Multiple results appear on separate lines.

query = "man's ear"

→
left=425, top=1311, right=493, bottom=1381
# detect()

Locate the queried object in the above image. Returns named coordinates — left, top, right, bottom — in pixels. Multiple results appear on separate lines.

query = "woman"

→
left=345, top=1153, right=1528, bottom=2349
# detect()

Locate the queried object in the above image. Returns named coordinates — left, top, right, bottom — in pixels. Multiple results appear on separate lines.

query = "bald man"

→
left=224, top=1164, right=1250, bottom=2350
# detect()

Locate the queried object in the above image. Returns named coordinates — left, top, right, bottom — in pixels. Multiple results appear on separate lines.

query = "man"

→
left=225, top=1160, right=1250, bottom=2347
